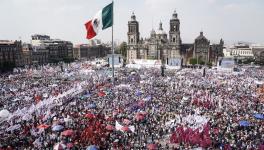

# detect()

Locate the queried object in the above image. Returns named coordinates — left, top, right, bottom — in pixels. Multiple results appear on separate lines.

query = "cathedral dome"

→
left=156, top=29, right=167, bottom=35
left=150, top=29, right=156, bottom=38
left=156, top=22, right=167, bottom=35
left=150, top=29, right=156, bottom=35
left=195, top=31, right=208, bottom=42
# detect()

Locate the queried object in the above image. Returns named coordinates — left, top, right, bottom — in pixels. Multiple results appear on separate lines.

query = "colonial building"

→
left=0, top=40, right=23, bottom=71
left=77, top=44, right=111, bottom=60
left=22, top=43, right=32, bottom=66
left=127, top=11, right=181, bottom=63
left=126, top=11, right=224, bottom=65
left=224, top=43, right=254, bottom=62
left=223, top=43, right=264, bottom=64
left=31, top=34, right=73, bottom=63
left=32, top=47, right=49, bottom=65
left=73, top=45, right=81, bottom=60
left=210, top=39, right=224, bottom=63
left=47, top=40, right=73, bottom=63
left=252, top=45, right=264, bottom=64
left=193, top=32, right=210, bottom=63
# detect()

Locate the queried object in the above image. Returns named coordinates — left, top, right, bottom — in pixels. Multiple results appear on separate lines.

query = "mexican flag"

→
left=85, top=2, right=113, bottom=39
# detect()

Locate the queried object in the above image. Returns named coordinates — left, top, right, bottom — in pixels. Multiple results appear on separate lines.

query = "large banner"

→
left=168, top=58, right=182, bottom=66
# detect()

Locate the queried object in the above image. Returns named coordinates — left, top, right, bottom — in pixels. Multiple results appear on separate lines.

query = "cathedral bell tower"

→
left=127, top=12, right=140, bottom=61
left=169, top=10, right=181, bottom=58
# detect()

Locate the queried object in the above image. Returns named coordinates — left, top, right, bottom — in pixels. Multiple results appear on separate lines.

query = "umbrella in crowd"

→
left=98, top=91, right=106, bottom=97
left=135, top=113, right=145, bottom=121
left=135, top=90, right=142, bottom=96
left=253, top=113, right=264, bottom=120
left=52, top=125, right=64, bottom=132
left=87, top=103, right=97, bottom=109
left=121, top=126, right=131, bottom=132
left=61, top=129, right=74, bottom=137
left=147, top=143, right=158, bottom=150
left=86, top=145, right=98, bottom=150
left=37, top=124, right=50, bottom=129
left=239, top=120, right=250, bottom=127
left=84, top=113, right=96, bottom=119
left=106, top=125, right=115, bottom=131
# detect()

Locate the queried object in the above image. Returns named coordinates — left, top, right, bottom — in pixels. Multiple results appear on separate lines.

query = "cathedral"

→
left=126, top=11, right=224, bottom=65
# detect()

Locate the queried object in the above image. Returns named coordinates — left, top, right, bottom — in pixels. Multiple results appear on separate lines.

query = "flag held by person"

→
left=85, top=2, right=113, bottom=39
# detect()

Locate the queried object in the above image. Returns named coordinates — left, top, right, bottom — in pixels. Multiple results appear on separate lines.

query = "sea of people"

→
left=0, top=61, right=263, bottom=150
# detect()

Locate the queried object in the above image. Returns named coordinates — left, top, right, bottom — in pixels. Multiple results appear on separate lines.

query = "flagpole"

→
left=111, top=0, right=115, bottom=85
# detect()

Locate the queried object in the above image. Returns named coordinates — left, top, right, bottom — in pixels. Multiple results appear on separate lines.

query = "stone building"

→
left=193, top=32, right=210, bottom=63
left=22, top=43, right=32, bottom=66
left=252, top=45, right=264, bottom=64
left=30, top=35, right=73, bottom=64
left=32, top=47, right=49, bottom=65
left=0, top=40, right=23, bottom=70
left=78, top=44, right=110, bottom=60
left=223, top=44, right=264, bottom=64
left=73, top=45, right=81, bottom=60
left=223, top=43, right=254, bottom=63
left=126, top=11, right=224, bottom=65
left=210, top=39, right=224, bottom=63
left=127, top=11, right=181, bottom=63
left=47, top=40, right=73, bottom=63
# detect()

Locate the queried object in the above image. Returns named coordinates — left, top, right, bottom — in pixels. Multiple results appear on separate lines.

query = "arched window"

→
left=173, top=38, right=176, bottom=43
left=131, top=38, right=134, bottom=43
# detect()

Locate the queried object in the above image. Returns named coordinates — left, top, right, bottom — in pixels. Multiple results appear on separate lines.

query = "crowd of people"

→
left=0, top=61, right=263, bottom=150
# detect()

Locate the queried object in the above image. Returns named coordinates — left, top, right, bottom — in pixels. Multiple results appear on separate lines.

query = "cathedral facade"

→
left=126, top=11, right=224, bottom=65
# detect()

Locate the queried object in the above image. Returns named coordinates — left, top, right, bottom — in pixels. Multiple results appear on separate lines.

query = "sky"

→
left=0, top=0, right=263, bottom=45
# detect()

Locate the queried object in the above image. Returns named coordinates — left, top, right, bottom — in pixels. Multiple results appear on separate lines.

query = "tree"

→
left=119, top=42, right=127, bottom=58
left=190, top=58, right=197, bottom=65
left=189, top=58, right=205, bottom=65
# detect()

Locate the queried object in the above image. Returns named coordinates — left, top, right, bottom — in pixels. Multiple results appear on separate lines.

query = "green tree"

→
left=190, top=58, right=197, bottom=65
left=189, top=58, right=205, bottom=65
left=119, top=42, right=127, bottom=58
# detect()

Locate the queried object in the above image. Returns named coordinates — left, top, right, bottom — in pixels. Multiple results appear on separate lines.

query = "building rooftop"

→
left=0, top=40, right=16, bottom=44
